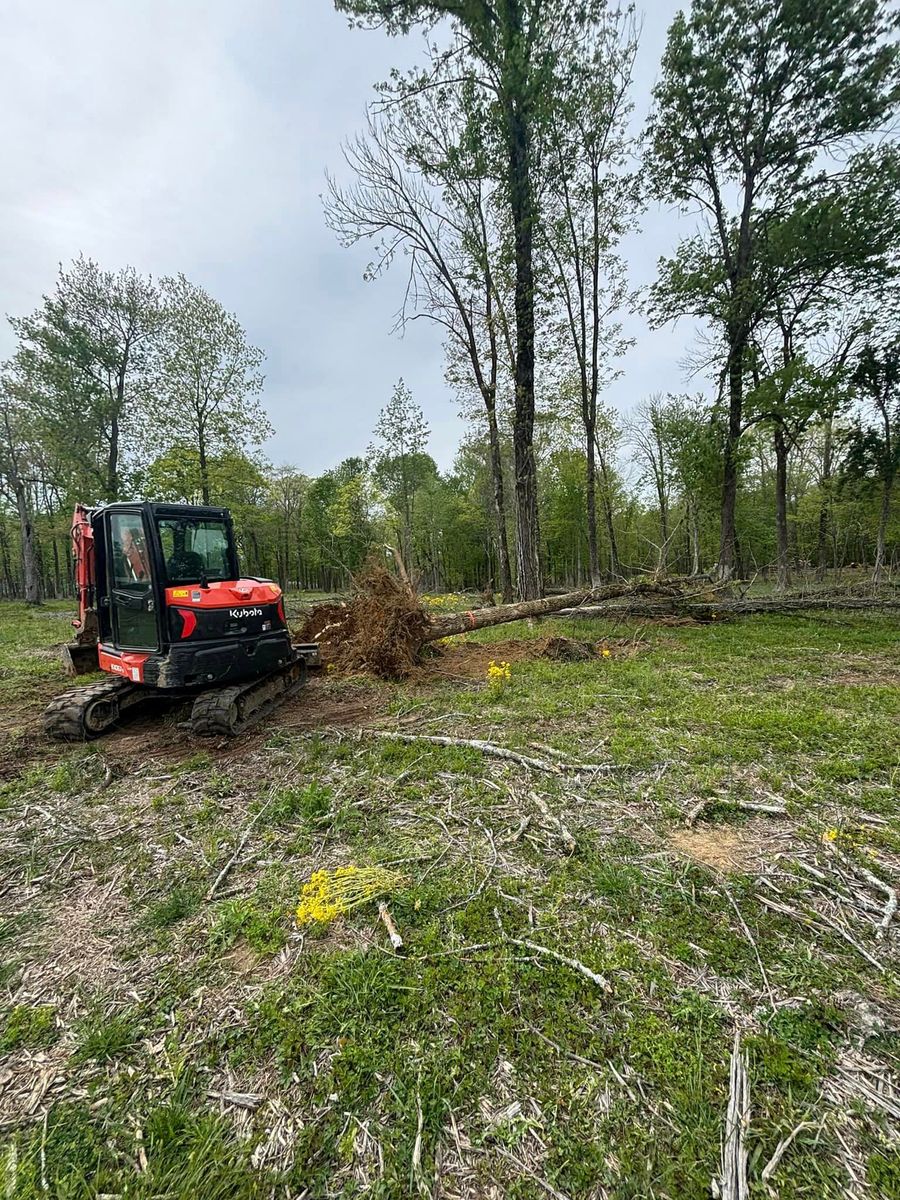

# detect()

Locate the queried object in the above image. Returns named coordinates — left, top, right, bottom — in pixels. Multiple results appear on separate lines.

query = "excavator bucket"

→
left=61, top=641, right=100, bottom=677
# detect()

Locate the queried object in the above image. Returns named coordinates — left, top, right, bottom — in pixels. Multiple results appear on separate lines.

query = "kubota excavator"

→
left=43, top=502, right=319, bottom=740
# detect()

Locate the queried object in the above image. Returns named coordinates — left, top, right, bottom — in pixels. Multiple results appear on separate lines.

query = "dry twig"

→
left=718, top=1030, right=749, bottom=1200
left=378, top=901, right=404, bottom=951
left=362, top=729, right=618, bottom=776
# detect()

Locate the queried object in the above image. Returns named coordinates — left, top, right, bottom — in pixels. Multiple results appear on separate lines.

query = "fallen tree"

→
left=296, top=564, right=898, bottom=678
left=296, top=566, right=685, bottom=677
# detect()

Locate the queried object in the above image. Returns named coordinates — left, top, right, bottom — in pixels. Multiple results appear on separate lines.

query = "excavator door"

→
left=107, top=511, right=160, bottom=651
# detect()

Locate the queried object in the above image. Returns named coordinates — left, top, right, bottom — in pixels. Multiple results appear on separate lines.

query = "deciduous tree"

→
left=647, top=0, right=900, bottom=578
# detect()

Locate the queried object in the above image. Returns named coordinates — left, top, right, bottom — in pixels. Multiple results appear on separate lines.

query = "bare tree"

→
left=326, top=95, right=516, bottom=597
left=543, top=6, right=639, bottom=584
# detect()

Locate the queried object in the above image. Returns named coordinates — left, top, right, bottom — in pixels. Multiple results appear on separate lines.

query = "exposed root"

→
left=295, top=563, right=430, bottom=678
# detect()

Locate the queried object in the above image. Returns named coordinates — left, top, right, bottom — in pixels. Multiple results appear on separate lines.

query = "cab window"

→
left=157, top=518, right=232, bottom=584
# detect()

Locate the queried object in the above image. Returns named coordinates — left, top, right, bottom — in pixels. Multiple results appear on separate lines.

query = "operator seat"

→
left=167, top=550, right=205, bottom=582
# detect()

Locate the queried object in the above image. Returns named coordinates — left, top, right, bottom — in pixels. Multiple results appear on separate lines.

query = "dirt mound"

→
left=540, top=636, right=597, bottom=661
left=295, top=564, right=431, bottom=678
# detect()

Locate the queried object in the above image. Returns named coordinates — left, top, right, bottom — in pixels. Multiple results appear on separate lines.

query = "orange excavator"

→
left=43, top=502, right=318, bottom=739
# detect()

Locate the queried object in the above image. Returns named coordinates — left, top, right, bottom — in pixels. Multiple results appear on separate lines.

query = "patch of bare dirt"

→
left=411, top=634, right=642, bottom=682
left=669, top=818, right=791, bottom=874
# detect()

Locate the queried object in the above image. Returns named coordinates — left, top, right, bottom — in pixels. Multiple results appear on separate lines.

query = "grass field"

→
left=0, top=599, right=898, bottom=1198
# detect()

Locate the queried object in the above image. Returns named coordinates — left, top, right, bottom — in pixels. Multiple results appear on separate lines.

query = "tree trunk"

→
left=425, top=580, right=649, bottom=641
left=107, top=412, right=119, bottom=502
left=717, top=331, right=746, bottom=580
left=506, top=89, right=541, bottom=600
left=198, top=425, right=210, bottom=506
left=595, top=439, right=620, bottom=577
left=585, top=422, right=601, bottom=587
left=485, top=398, right=513, bottom=601
left=688, top=498, right=701, bottom=576
left=657, top=484, right=669, bottom=574
left=873, top=475, right=893, bottom=589
left=815, top=414, right=834, bottom=582
left=774, top=424, right=791, bottom=592
left=15, top=483, right=41, bottom=604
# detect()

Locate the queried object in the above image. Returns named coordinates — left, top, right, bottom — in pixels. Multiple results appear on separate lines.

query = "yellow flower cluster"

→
left=295, top=865, right=404, bottom=926
left=488, top=659, right=511, bottom=681
left=421, top=593, right=464, bottom=610
left=601, top=647, right=612, bottom=659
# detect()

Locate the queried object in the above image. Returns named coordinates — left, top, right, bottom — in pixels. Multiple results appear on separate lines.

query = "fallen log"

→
left=423, top=581, right=680, bottom=641
left=559, top=595, right=900, bottom=620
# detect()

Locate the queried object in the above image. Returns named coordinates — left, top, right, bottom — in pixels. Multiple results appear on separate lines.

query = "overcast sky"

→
left=0, top=0, right=699, bottom=476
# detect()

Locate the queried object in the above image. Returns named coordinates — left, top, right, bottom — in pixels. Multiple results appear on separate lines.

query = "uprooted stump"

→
left=296, top=565, right=431, bottom=678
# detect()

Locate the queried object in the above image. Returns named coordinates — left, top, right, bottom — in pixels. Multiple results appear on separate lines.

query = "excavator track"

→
left=42, top=677, right=148, bottom=741
left=188, top=655, right=309, bottom=738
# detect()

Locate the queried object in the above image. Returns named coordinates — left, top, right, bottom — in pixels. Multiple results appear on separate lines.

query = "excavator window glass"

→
left=108, top=512, right=158, bottom=650
left=157, top=518, right=232, bottom=584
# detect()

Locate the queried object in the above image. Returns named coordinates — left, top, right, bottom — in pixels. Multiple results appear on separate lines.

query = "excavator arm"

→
left=63, top=504, right=101, bottom=676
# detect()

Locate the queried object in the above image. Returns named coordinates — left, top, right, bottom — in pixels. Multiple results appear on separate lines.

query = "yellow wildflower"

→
left=295, top=865, right=404, bottom=926
left=486, top=659, right=512, bottom=699
left=822, top=829, right=839, bottom=843
left=601, top=648, right=611, bottom=659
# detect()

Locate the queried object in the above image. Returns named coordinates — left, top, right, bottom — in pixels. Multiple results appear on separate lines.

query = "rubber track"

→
left=188, top=659, right=308, bottom=738
left=42, top=677, right=140, bottom=741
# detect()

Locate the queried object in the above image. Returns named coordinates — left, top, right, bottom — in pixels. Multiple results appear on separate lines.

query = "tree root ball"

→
left=296, top=564, right=431, bottom=678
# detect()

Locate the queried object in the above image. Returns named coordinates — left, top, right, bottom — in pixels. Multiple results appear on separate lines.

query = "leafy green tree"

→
left=368, top=379, right=432, bottom=571
left=0, top=371, right=42, bottom=603
left=647, top=0, right=900, bottom=578
left=149, top=275, right=268, bottom=505
left=9, top=256, right=161, bottom=501
left=267, top=467, right=310, bottom=590
left=630, top=397, right=675, bottom=573
left=655, top=395, right=723, bottom=576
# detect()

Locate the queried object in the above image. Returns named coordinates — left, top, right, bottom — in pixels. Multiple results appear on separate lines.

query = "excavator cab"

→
left=48, top=501, right=318, bottom=740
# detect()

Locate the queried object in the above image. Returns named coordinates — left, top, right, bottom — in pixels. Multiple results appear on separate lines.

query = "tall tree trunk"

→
left=688, top=497, right=701, bottom=576
left=0, top=519, right=13, bottom=597
left=15, top=484, right=41, bottom=604
left=815, top=413, right=834, bottom=582
left=595, top=438, right=620, bottom=577
left=717, top=331, right=746, bottom=580
left=873, top=475, right=893, bottom=588
left=506, top=90, right=541, bottom=600
left=774, top=424, right=791, bottom=592
left=198, top=426, right=210, bottom=506
left=585, top=422, right=601, bottom=586
left=107, top=412, right=119, bottom=501
left=485, top=398, right=512, bottom=601
left=657, top=483, right=669, bottom=574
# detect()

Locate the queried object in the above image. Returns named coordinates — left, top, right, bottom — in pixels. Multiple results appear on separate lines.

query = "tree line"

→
left=1, top=0, right=899, bottom=601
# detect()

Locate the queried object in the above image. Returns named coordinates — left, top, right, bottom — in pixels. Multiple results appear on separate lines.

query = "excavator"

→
left=43, top=501, right=319, bottom=740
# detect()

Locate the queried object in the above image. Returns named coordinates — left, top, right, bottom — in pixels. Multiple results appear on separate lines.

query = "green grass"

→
left=0, top=1004, right=57, bottom=1052
left=0, top=600, right=897, bottom=1198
